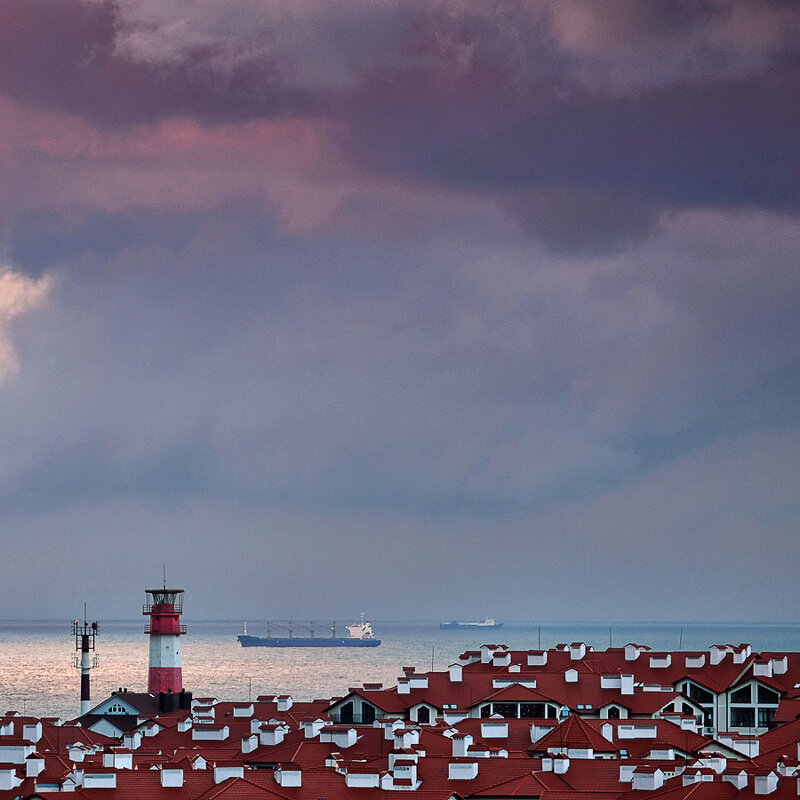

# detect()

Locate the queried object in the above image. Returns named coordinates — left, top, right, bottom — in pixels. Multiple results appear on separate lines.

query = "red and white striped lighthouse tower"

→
left=143, top=585, right=186, bottom=693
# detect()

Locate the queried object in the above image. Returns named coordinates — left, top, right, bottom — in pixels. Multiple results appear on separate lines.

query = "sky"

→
left=1, top=0, right=799, bottom=623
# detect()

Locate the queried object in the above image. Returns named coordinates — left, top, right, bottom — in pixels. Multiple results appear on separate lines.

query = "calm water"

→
left=2, top=620, right=799, bottom=720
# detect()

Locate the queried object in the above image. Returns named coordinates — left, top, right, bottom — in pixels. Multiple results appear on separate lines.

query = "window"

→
left=520, top=703, right=546, bottom=718
left=730, top=707, right=755, bottom=728
left=361, top=704, right=376, bottom=724
left=730, top=686, right=751, bottom=704
left=757, top=685, right=779, bottom=704
left=685, top=682, right=713, bottom=704
left=339, top=701, right=354, bottom=724
left=607, top=707, right=621, bottom=719
left=493, top=703, right=518, bottom=719
left=416, top=706, right=430, bottom=724
left=480, top=705, right=491, bottom=718
left=758, top=708, right=775, bottom=728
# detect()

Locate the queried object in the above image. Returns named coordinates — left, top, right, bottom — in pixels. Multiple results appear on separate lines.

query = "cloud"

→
left=0, top=0, right=316, bottom=126
left=3, top=206, right=797, bottom=520
left=1, top=0, right=799, bottom=621
left=0, top=266, right=53, bottom=384
left=546, top=0, right=800, bottom=91
left=3, top=0, right=799, bottom=255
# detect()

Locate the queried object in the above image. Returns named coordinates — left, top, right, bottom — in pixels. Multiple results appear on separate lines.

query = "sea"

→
left=2, top=619, right=799, bottom=721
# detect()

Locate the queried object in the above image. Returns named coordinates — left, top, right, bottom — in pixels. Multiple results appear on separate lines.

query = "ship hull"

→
left=439, top=621, right=503, bottom=630
left=238, top=635, right=381, bottom=647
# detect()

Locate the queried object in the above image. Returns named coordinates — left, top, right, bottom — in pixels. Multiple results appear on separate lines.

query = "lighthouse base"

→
left=148, top=667, right=183, bottom=694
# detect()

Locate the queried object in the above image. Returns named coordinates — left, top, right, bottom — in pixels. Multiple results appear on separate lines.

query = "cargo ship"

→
left=440, top=618, right=503, bottom=630
left=237, top=615, right=381, bottom=647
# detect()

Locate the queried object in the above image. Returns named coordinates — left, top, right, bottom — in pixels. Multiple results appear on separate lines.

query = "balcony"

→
left=143, top=600, right=183, bottom=614
left=144, top=624, right=187, bottom=635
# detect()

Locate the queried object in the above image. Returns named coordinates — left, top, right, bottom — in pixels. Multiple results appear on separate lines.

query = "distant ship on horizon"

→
left=440, top=617, right=503, bottom=630
left=237, top=615, right=381, bottom=647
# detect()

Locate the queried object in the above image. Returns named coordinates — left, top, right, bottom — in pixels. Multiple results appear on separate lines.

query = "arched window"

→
left=417, top=706, right=430, bottom=724
left=361, top=704, right=376, bottom=724
left=607, top=706, right=621, bottom=719
left=339, top=701, right=354, bottom=724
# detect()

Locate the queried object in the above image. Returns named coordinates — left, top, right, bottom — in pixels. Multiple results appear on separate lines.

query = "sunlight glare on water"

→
left=2, top=619, right=799, bottom=720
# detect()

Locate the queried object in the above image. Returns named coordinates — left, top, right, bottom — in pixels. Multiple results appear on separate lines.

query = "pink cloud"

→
left=0, top=95, right=358, bottom=230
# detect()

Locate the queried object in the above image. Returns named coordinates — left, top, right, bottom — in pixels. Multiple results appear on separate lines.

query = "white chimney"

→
left=624, top=644, right=641, bottom=661
left=452, top=734, right=473, bottom=757
left=754, top=772, right=778, bottom=795
left=161, top=768, right=184, bottom=787
left=709, top=646, right=727, bottom=665
left=123, top=731, right=142, bottom=750
left=213, top=765, right=244, bottom=784
left=722, top=770, right=748, bottom=789
left=449, top=760, right=479, bottom=780
left=26, top=755, right=45, bottom=777
left=528, top=651, right=548, bottom=667
left=570, top=643, right=586, bottom=660
left=275, top=764, right=302, bottom=787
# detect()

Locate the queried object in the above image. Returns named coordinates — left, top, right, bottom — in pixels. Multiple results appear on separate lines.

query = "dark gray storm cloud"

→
left=0, top=0, right=317, bottom=124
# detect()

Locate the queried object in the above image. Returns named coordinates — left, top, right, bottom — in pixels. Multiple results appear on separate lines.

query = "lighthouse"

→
left=143, top=586, right=186, bottom=694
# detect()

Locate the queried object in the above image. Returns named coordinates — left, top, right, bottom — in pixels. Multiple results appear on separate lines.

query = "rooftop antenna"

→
left=163, top=563, right=167, bottom=590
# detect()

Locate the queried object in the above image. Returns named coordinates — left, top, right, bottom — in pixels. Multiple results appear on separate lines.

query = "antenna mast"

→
left=72, top=606, right=99, bottom=716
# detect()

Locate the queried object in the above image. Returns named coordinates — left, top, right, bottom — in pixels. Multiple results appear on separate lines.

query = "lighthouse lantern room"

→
left=143, top=586, right=186, bottom=694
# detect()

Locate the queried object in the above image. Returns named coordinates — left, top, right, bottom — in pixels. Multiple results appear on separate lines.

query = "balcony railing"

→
left=143, top=600, right=183, bottom=614
left=329, top=714, right=379, bottom=725
left=144, top=624, right=187, bottom=635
